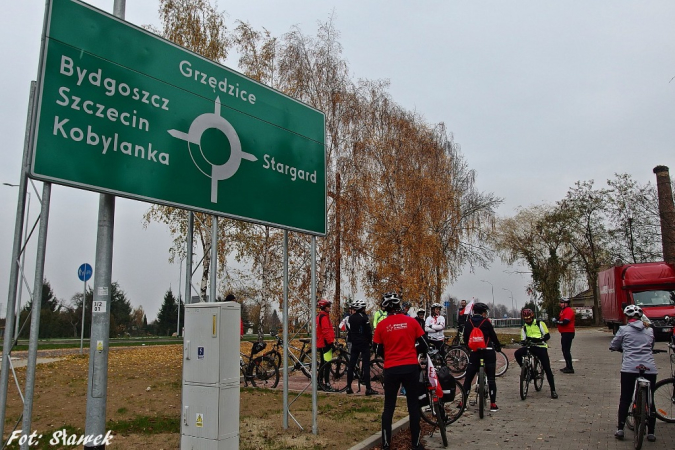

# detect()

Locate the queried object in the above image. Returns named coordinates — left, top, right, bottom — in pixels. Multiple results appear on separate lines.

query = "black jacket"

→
left=462, top=314, right=501, bottom=352
left=347, top=311, right=372, bottom=346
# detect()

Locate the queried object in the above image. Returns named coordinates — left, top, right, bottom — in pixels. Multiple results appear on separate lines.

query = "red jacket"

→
left=557, top=306, right=575, bottom=333
left=316, top=311, right=335, bottom=348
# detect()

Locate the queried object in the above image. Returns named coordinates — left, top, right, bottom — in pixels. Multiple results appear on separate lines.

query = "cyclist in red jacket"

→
left=373, top=292, right=427, bottom=450
left=552, top=298, right=575, bottom=373
left=316, top=299, right=335, bottom=390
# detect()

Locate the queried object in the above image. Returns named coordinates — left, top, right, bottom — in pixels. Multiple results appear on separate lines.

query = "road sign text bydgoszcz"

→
left=31, top=0, right=326, bottom=235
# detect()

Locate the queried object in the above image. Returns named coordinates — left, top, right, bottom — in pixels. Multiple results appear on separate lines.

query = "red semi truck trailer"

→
left=599, top=262, right=675, bottom=340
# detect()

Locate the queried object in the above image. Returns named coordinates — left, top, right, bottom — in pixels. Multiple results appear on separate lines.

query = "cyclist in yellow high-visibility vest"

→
left=373, top=306, right=387, bottom=329
left=514, top=309, right=557, bottom=399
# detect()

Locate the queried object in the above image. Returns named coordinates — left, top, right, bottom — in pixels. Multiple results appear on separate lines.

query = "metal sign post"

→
left=78, top=263, right=93, bottom=353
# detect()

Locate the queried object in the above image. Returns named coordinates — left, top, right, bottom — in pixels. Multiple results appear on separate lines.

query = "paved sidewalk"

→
left=423, top=328, right=674, bottom=450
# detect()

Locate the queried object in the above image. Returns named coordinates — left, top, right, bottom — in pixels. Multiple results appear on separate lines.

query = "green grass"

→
left=4, top=338, right=183, bottom=352
left=106, top=415, right=180, bottom=434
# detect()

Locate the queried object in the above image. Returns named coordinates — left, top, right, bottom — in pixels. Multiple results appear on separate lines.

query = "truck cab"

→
left=599, top=262, right=675, bottom=341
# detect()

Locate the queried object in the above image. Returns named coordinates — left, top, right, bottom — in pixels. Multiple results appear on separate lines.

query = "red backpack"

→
left=467, top=319, right=488, bottom=351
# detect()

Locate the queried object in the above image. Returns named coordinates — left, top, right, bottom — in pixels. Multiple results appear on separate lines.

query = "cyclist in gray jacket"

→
left=609, top=304, right=658, bottom=442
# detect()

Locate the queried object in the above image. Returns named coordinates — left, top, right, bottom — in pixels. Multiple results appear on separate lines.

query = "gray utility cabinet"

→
left=181, top=302, right=240, bottom=450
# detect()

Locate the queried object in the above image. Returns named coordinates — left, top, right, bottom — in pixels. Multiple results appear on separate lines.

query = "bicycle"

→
left=495, top=350, right=509, bottom=377
left=468, top=348, right=492, bottom=418
left=653, top=341, right=675, bottom=422
left=627, top=364, right=654, bottom=450
left=332, top=340, right=385, bottom=393
left=442, top=332, right=507, bottom=378
left=240, top=341, right=279, bottom=388
left=441, top=334, right=469, bottom=379
left=264, top=333, right=347, bottom=392
left=419, top=350, right=466, bottom=434
left=518, top=340, right=544, bottom=400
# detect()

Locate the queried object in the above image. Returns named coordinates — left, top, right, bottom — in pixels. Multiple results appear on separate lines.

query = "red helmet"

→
left=521, top=308, right=534, bottom=320
left=317, top=299, right=332, bottom=309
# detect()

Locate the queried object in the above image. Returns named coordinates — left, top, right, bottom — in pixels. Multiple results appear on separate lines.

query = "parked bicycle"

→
left=441, top=334, right=469, bottom=379
left=419, top=350, right=466, bottom=436
left=518, top=340, right=544, bottom=400
left=263, top=332, right=346, bottom=392
left=240, top=341, right=279, bottom=388
left=332, top=340, right=385, bottom=393
left=653, top=340, right=675, bottom=423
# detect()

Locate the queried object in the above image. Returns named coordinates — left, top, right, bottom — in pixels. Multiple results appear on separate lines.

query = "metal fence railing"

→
left=491, top=318, right=523, bottom=328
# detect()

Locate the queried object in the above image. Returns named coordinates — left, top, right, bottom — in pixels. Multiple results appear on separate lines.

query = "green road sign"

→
left=31, top=0, right=326, bottom=235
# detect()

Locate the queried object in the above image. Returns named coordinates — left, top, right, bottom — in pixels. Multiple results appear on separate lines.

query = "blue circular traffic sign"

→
left=78, top=263, right=93, bottom=282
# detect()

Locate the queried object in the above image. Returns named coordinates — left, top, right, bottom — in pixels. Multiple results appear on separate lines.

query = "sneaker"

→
left=551, top=391, right=558, bottom=399
left=490, top=403, right=499, bottom=412
left=647, top=434, right=656, bottom=442
left=615, top=429, right=624, bottom=440
left=345, top=387, right=354, bottom=395
left=365, top=388, right=379, bottom=396
left=561, top=368, right=575, bottom=374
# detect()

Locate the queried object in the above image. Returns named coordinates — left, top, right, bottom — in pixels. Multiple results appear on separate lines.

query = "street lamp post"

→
left=502, top=288, right=514, bottom=317
left=480, top=280, right=495, bottom=317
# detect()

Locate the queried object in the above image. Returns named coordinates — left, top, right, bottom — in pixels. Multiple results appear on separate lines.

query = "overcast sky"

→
left=1, top=0, right=674, bottom=322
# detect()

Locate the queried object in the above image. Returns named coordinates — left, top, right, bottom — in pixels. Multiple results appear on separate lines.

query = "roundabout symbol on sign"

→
left=168, top=97, right=258, bottom=203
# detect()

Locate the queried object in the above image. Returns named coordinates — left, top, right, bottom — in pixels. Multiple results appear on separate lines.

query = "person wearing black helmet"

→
left=552, top=297, right=575, bottom=373
left=415, top=309, right=426, bottom=330
left=373, top=292, right=428, bottom=450
left=462, top=302, right=501, bottom=412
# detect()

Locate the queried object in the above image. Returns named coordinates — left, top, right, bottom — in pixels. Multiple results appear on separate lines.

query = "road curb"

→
left=348, top=416, right=410, bottom=450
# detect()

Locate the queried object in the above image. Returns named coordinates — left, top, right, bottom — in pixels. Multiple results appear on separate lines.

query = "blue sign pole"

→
left=78, top=263, right=92, bottom=354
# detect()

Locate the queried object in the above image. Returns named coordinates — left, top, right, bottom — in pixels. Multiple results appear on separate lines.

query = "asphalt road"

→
left=422, top=328, right=674, bottom=450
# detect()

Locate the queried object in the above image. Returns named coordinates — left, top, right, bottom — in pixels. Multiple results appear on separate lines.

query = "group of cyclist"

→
left=316, top=292, right=669, bottom=448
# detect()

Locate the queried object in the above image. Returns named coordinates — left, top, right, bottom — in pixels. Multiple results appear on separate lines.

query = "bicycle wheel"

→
left=320, top=357, right=349, bottom=392
left=442, top=381, right=466, bottom=424
left=446, top=347, right=469, bottom=379
left=653, top=377, right=675, bottom=422
left=369, top=358, right=385, bottom=391
left=634, top=386, right=647, bottom=450
left=264, top=349, right=282, bottom=372
left=420, top=391, right=436, bottom=426
left=478, top=367, right=486, bottom=418
left=252, top=356, right=280, bottom=388
left=533, top=358, right=544, bottom=392
left=435, top=401, right=448, bottom=447
left=519, top=362, right=529, bottom=400
left=495, top=351, right=509, bottom=377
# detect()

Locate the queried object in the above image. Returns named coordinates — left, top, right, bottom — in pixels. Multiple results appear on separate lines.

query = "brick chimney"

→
left=653, top=165, right=675, bottom=264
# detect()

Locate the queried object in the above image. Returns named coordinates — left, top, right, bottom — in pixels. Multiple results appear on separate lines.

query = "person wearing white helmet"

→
left=425, top=302, right=446, bottom=354
left=609, top=304, right=658, bottom=442
left=345, top=299, right=378, bottom=396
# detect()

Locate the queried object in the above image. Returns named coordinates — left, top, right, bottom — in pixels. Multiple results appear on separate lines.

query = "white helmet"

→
left=351, top=299, right=367, bottom=310
left=623, top=304, right=643, bottom=318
